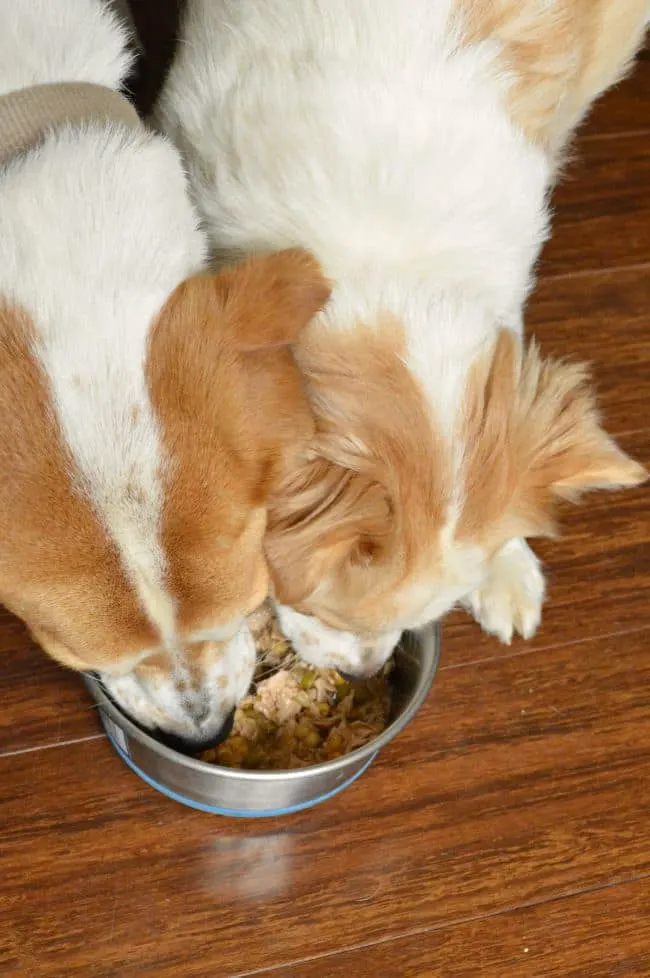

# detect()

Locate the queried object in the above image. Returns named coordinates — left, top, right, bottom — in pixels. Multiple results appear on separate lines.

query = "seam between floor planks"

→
left=226, top=872, right=650, bottom=978
left=580, top=127, right=650, bottom=142
left=0, top=732, right=104, bottom=759
left=538, top=259, right=650, bottom=283
left=440, top=622, right=650, bottom=673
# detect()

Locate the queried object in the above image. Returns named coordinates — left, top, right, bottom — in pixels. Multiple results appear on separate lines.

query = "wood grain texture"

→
left=584, top=47, right=650, bottom=138
left=528, top=267, right=650, bottom=437
left=0, top=620, right=98, bottom=756
left=265, top=879, right=650, bottom=978
left=1, top=11, right=650, bottom=978
left=538, top=48, right=650, bottom=278
left=541, top=132, right=650, bottom=277
left=1, top=630, right=650, bottom=977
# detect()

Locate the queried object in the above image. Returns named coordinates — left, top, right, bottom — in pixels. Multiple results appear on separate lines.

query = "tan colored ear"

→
left=517, top=346, right=647, bottom=497
left=147, top=250, right=324, bottom=486
left=549, top=437, right=647, bottom=495
left=460, top=330, right=647, bottom=540
left=505, top=336, right=648, bottom=531
left=216, top=248, right=332, bottom=350
left=267, top=322, right=448, bottom=605
left=266, top=456, right=392, bottom=606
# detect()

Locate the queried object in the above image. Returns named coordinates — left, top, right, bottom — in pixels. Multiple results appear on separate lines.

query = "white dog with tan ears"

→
left=0, top=0, right=331, bottom=749
left=156, top=0, right=648, bottom=677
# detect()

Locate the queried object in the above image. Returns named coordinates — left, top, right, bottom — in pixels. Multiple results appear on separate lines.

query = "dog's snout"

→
left=213, top=706, right=237, bottom=744
left=154, top=707, right=237, bottom=757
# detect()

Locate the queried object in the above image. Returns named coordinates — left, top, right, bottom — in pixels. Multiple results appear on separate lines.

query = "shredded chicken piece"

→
left=200, top=603, right=393, bottom=771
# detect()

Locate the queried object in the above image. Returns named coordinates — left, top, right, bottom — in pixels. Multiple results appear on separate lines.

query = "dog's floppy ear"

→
left=149, top=247, right=331, bottom=363
left=266, top=324, right=445, bottom=609
left=266, top=453, right=393, bottom=607
left=461, top=330, right=648, bottom=539
left=146, top=248, right=330, bottom=478
left=214, top=248, right=332, bottom=350
left=518, top=346, right=647, bottom=528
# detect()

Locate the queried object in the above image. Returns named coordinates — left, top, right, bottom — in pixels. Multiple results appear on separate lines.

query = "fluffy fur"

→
left=0, top=0, right=330, bottom=746
left=157, top=0, right=648, bottom=675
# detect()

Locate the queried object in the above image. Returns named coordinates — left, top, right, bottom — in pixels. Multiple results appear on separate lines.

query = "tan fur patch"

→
left=457, top=329, right=648, bottom=544
left=146, top=249, right=331, bottom=634
left=0, top=304, right=157, bottom=668
left=0, top=249, right=330, bottom=676
left=266, top=320, right=451, bottom=632
left=455, top=0, right=648, bottom=153
left=133, top=641, right=226, bottom=689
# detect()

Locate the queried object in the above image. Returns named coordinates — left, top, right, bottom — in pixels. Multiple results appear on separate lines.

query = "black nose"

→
left=154, top=707, right=237, bottom=757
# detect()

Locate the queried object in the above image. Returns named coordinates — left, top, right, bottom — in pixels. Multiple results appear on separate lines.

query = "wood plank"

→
left=583, top=47, right=650, bottom=139
left=527, top=267, right=650, bottom=437
left=2, top=628, right=649, bottom=977
left=264, top=878, right=650, bottom=978
left=540, top=132, right=650, bottom=277
left=0, top=614, right=98, bottom=756
left=127, top=0, right=184, bottom=117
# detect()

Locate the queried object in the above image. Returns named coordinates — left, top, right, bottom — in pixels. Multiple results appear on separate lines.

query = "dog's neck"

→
left=309, top=270, right=523, bottom=452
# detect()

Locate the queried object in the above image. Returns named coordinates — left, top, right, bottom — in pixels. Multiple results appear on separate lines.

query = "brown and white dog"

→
left=0, top=0, right=330, bottom=748
left=157, top=0, right=648, bottom=677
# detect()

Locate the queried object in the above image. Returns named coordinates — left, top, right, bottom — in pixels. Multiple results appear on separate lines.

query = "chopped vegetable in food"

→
left=200, top=603, right=393, bottom=770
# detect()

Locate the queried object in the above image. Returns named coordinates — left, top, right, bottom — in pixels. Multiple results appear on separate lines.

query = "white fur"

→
left=0, top=0, right=133, bottom=93
left=102, top=626, right=256, bottom=742
left=0, top=0, right=252, bottom=741
left=0, top=127, right=205, bottom=620
left=275, top=603, right=401, bottom=678
left=156, top=0, right=553, bottom=667
left=156, top=0, right=549, bottom=329
left=463, top=538, right=546, bottom=644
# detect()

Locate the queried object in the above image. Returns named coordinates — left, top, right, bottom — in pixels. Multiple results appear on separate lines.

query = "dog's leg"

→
left=463, top=538, right=545, bottom=645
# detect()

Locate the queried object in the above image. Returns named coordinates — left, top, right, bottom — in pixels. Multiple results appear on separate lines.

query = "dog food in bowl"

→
left=200, top=604, right=393, bottom=771
left=85, top=623, right=440, bottom=816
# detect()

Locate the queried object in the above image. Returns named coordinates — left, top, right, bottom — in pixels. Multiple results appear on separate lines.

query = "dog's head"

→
left=0, top=249, right=330, bottom=750
left=267, top=325, right=647, bottom=673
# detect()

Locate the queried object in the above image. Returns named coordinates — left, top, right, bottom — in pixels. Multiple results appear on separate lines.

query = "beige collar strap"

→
left=0, top=81, right=142, bottom=165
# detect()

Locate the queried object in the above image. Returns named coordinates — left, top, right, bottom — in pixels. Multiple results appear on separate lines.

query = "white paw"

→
left=274, top=603, right=399, bottom=676
left=274, top=603, right=360, bottom=670
left=464, top=539, right=545, bottom=644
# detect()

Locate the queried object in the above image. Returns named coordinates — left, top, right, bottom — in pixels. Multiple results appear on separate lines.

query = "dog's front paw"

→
left=464, top=538, right=545, bottom=644
left=273, top=603, right=399, bottom=676
left=274, top=603, right=347, bottom=667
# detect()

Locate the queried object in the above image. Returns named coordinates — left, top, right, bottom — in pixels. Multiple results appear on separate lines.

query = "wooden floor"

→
left=2, top=53, right=650, bottom=978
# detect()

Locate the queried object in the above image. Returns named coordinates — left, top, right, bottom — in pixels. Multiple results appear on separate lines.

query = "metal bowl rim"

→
left=84, top=622, right=440, bottom=782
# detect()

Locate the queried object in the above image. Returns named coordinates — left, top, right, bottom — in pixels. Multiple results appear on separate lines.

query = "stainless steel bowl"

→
left=83, top=623, right=440, bottom=818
